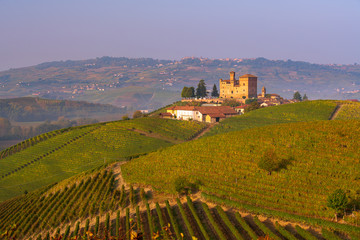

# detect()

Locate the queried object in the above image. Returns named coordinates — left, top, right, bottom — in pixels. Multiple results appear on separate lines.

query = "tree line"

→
left=181, top=80, right=219, bottom=98
left=0, top=117, right=98, bottom=142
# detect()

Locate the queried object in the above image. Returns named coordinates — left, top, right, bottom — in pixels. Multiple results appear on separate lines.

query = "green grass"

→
left=122, top=120, right=360, bottom=222
left=204, top=100, right=337, bottom=137
left=0, top=118, right=205, bottom=201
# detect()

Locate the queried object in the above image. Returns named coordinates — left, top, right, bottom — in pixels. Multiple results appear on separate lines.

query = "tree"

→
left=211, top=84, right=219, bottom=97
left=122, top=115, right=130, bottom=120
left=257, top=148, right=280, bottom=175
left=244, top=101, right=260, bottom=113
left=196, top=79, right=207, bottom=98
left=181, top=86, right=195, bottom=98
left=293, top=91, right=302, bottom=101
left=188, top=87, right=195, bottom=98
left=245, top=98, right=258, bottom=104
left=181, top=87, right=189, bottom=98
left=327, top=189, right=348, bottom=221
left=132, top=110, right=143, bottom=119
left=303, top=94, right=308, bottom=101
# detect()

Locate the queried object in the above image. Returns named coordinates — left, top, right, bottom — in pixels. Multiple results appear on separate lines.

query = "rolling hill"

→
left=0, top=118, right=206, bottom=201
left=1, top=100, right=360, bottom=239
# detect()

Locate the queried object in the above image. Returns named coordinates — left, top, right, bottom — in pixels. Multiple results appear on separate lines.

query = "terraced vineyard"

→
left=204, top=100, right=337, bottom=137
left=122, top=120, right=360, bottom=231
left=0, top=118, right=206, bottom=201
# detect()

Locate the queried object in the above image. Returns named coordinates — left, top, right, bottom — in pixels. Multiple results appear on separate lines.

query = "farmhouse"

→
left=166, top=106, right=238, bottom=123
left=219, top=72, right=257, bottom=99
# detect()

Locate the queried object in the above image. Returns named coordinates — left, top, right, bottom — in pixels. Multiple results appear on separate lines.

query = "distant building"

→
left=219, top=72, right=257, bottom=99
left=166, top=106, right=238, bottom=123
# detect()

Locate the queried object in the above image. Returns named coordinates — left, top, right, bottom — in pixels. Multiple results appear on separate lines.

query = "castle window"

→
left=243, top=83, right=245, bottom=86
left=243, top=89, right=245, bottom=92
left=231, top=91, right=233, bottom=94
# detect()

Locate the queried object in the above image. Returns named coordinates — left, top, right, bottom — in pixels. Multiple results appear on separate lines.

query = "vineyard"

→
left=204, top=100, right=338, bottom=137
left=335, top=101, right=360, bottom=120
left=0, top=118, right=206, bottom=201
left=122, top=120, right=360, bottom=231
left=0, top=163, right=350, bottom=240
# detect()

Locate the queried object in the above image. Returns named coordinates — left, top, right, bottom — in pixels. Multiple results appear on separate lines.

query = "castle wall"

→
left=219, top=72, right=257, bottom=99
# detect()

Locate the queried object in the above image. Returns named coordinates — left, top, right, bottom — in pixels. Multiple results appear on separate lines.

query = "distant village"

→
left=159, top=71, right=303, bottom=123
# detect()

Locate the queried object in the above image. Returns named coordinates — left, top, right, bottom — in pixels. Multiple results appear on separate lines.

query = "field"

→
left=204, top=100, right=337, bottom=137
left=0, top=118, right=206, bottom=201
left=122, top=120, right=360, bottom=226
left=0, top=163, right=352, bottom=240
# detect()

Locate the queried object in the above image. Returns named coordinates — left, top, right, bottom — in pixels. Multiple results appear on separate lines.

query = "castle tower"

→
left=230, top=71, right=235, bottom=85
left=262, top=86, right=266, bottom=98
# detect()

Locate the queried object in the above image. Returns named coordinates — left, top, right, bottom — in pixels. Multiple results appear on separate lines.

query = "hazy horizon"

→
left=1, top=0, right=359, bottom=71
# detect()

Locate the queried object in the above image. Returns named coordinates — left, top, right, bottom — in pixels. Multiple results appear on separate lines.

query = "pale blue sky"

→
left=0, top=0, right=359, bottom=70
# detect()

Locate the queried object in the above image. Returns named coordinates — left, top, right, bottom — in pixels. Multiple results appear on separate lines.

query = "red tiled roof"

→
left=208, top=113, right=226, bottom=118
left=167, top=106, right=197, bottom=111
left=195, top=106, right=237, bottom=115
left=235, top=104, right=249, bottom=109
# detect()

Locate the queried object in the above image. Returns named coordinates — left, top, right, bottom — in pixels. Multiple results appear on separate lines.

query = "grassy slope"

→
left=204, top=100, right=337, bottom=137
left=0, top=118, right=206, bottom=201
left=122, top=120, right=360, bottom=220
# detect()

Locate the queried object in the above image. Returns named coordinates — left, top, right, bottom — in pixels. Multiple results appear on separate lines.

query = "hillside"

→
left=122, top=120, right=360, bottom=220
left=1, top=163, right=357, bottom=240
left=1, top=100, right=360, bottom=239
left=0, top=57, right=359, bottom=110
left=0, top=118, right=206, bottom=201
left=205, top=100, right=338, bottom=137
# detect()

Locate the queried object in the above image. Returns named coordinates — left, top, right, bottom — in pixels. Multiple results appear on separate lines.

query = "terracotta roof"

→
left=235, top=105, right=249, bottom=109
left=208, top=113, right=226, bottom=118
left=196, top=106, right=237, bottom=115
left=240, top=74, right=257, bottom=78
left=167, top=106, right=197, bottom=111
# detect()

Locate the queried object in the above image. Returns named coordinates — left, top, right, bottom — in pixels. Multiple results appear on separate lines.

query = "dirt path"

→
left=329, top=104, right=343, bottom=120
left=192, top=123, right=217, bottom=140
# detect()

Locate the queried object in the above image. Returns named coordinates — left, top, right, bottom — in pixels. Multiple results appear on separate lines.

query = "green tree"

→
left=196, top=79, right=207, bottom=98
left=244, top=101, right=260, bottom=113
left=132, top=110, right=143, bottom=119
left=258, top=148, right=280, bottom=175
left=293, top=91, right=302, bottom=101
left=303, top=94, right=308, bottom=101
left=211, top=84, right=219, bottom=97
left=327, top=189, right=348, bottom=221
left=181, top=86, right=195, bottom=98
left=245, top=98, right=258, bottom=104
left=181, top=87, right=189, bottom=98
left=122, top=115, right=130, bottom=120
left=189, top=87, right=195, bottom=97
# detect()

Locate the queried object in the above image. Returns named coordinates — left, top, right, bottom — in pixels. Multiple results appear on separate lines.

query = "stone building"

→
left=219, top=71, right=257, bottom=99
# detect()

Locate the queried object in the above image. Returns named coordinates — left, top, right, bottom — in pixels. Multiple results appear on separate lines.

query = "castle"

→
left=219, top=72, right=257, bottom=99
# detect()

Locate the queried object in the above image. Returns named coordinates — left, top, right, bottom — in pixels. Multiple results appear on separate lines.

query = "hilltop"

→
left=0, top=57, right=359, bottom=110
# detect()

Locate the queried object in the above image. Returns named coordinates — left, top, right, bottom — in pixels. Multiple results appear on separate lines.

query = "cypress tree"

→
left=211, top=84, right=219, bottom=97
left=196, top=79, right=207, bottom=98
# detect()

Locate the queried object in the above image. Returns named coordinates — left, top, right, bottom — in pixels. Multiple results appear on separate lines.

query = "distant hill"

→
left=0, top=97, right=125, bottom=122
left=0, top=57, right=359, bottom=110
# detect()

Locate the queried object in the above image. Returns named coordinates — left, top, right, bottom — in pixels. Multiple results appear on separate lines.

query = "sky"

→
left=0, top=0, right=359, bottom=71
